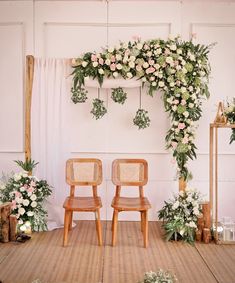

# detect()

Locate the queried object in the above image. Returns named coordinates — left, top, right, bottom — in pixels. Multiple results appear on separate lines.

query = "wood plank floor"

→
left=0, top=221, right=235, bottom=283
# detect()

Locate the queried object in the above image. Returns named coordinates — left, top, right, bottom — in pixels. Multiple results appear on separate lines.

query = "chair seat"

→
left=111, top=197, right=151, bottom=211
left=63, top=196, right=102, bottom=211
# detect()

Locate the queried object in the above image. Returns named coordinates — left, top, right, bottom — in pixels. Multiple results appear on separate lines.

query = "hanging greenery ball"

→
left=71, top=86, right=88, bottom=103
left=133, top=109, right=151, bottom=129
left=111, top=87, right=127, bottom=104
left=91, top=98, right=107, bottom=120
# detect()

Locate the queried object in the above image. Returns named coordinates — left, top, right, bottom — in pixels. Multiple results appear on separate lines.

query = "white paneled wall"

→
left=0, top=0, right=235, bottom=220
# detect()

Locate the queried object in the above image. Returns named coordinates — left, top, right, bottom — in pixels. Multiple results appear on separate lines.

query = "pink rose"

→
left=148, top=59, right=155, bottom=66
left=111, top=56, right=116, bottom=63
left=146, top=67, right=155, bottom=74
left=15, top=191, right=22, bottom=197
left=91, top=54, right=97, bottom=62
left=178, top=123, right=186, bottom=130
left=30, top=181, right=36, bottom=187
left=24, top=184, right=28, bottom=189
left=173, top=100, right=179, bottom=105
left=27, top=187, right=34, bottom=193
left=144, top=44, right=149, bottom=50
left=125, top=49, right=130, bottom=56
left=136, top=65, right=142, bottom=72
left=110, top=63, right=116, bottom=71
left=98, top=58, right=104, bottom=65
left=182, top=137, right=189, bottom=144
left=181, top=99, right=186, bottom=106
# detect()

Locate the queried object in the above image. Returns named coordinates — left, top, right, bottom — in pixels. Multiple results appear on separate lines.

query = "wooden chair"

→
left=63, top=158, right=103, bottom=246
left=111, top=159, right=151, bottom=248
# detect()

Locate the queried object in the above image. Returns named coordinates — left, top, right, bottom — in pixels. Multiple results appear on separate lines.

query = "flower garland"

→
left=0, top=172, right=52, bottom=232
left=224, top=98, right=235, bottom=144
left=158, top=187, right=202, bottom=243
left=71, top=36, right=212, bottom=180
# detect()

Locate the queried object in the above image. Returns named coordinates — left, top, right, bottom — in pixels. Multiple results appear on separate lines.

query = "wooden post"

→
left=0, top=203, right=12, bottom=243
left=25, top=55, right=35, bottom=163
left=202, top=202, right=211, bottom=229
left=9, top=215, right=18, bottom=241
left=179, top=177, right=186, bottom=191
left=203, top=228, right=211, bottom=244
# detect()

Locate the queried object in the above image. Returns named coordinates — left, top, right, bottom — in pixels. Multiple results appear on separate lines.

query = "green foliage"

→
left=71, top=86, right=88, bottom=103
left=14, top=159, right=39, bottom=173
left=111, top=87, right=127, bottom=104
left=133, top=109, right=151, bottom=129
left=139, top=270, right=177, bottom=283
left=158, top=188, right=202, bottom=244
left=91, top=98, right=107, bottom=120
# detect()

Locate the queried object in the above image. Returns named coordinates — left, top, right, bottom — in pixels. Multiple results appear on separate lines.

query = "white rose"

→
left=189, top=103, right=194, bottom=108
left=113, top=72, right=118, bottom=78
left=82, top=61, right=88, bottom=67
left=22, top=173, right=28, bottom=178
left=170, top=44, right=177, bottom=51
left=129, top=61, right=135, bottom=68
left=27, top=211, right=34, bottom=217
left=15, top=197, right=23, bottom=204
left=170, top=82, right=175, bottom=87
left=18, top=219, right=23, bottom=225
left=98, top=68, right=104, bottom=75
left=172, top=105, right=177, bottom=112
left=30, top=194, right=37, bottom=201
left=142, top=62, right=149, bottom=69
left=181, top=87, right=186, bottom=93
left=190, top=54, right=195, bottom=61
left=136, top=43, right=143, bottom=50
left=122, top=43, right=128, bottom=49
left=20, top=224, right=26, bottom=232
left=154, top=64, right=160, bottom=70
left=116, top=63, right=122, bottom=70
left=108, top=46, right=114, bottom=53
left=14, top=174, right=21, bottom=182
left=20, top=186, right=25, bottom=192
left=156, top=48, right=162, bottom=55
left=152, top=82, right=157, bottom=86
left=19, top=207, right=25, bottom=215
left=158, top=73, right=163, bottom=79
left=166, top=57, right=173, bottom=64
left=183, top=111, right=189, bottom=118
left=189, top=86, right=194, bottom=92
left=158, top=81, right=165, bottom=88
left=92, top=62, right=98, bottom=67
left=116, top=54, right=122, bottom=61
left=105, top=59, right=111, bottom=65
left=177, top=49, right=182, bottom=55
left=126, top=72, right=133, bottom=79
left=22, top=199, right=30, bottom=206
left=129, top=55, right=136, bottom=62
left=31, top=201, right=37, bottom=208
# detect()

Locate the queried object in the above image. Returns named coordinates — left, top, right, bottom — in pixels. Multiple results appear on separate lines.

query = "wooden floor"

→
left=0, top=221, right=235, bottom=283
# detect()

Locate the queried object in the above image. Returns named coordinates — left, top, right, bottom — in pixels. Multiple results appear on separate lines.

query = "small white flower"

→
left=116, top=54, right=122, bottom=61
left=129, top=61, right=135, bottom=68
left=189, top=103, right=194, bottom=108
left=82, top=61, right=88, bottom=68
left=154, top=64, right=160, bottom=70
left=14, top=174, right=21, bottom=182
left=156, top=48, right=162, bottom=55
left=170, top=82, right=175, bottom=87
left=116, top=63, right=122, bottom=70
left=20, top=186, right=25, bottom=192
left=20, top=224, right=26, bottom=232
left=31, top=201, right=37, bottom=208
left=15, top=197, right=23, bottom=204
left=172, top=201, right=179, bottom=210
left=22, top=199, right=30, bottom=206
left=152, top=82, right=157, bottom=86
left=30, top=194, right=37, bottom=201
left=177, top=49, right=182, bottom=54
left=27, top=211, right=34, bottom=217
left=166, top=56, right=173, bottom=64
left=19, top=207, right=25, bottom=215
left=129, top=55, right=136, bottom=62
left=98, top=68, right=104, bottom=75
left=143, top=62, right=149, bottom=69
left=92, top=62, right=98, bottom=67
left=170, top=44, right=177, bottom=51
left=18, top=219, right=23, bottom=225
left=126, top=72, right=133, bottom=79
left=108, top=46, right=114, bottom=53
left=105, top=59, right=111, bottom=66
left=158, top=81, right=165, bottom=88
left=22, top=173, right=28, bottom=178
left=113, top=72, right=118, bottom=78
left=183, top=111, right=189, bottom=118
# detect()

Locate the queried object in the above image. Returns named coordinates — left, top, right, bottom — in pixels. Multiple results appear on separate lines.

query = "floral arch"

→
left=71, top=36, right=212, bottom=182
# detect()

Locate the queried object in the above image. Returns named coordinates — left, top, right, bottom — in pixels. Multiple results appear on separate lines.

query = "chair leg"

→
left=143, top=211, right=149, bottom=248
left=112, top=209, right=118, bottom=246
left=140, top=211, right=144, bottom=232
left=63, top=210, right=70, bottom=247
left=69, top=211, right=73, bottom=230
left=111, top=210, right=115, bottom=231
left=95, top=209, right=102, bottom=246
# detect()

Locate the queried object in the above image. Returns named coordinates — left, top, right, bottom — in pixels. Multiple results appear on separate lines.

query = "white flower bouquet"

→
left=0, top=171, right=52, bottom=232
left=158, top=187, right=202, bottom=243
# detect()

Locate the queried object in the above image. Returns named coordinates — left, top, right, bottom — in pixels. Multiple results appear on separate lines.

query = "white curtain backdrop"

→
left=31, top=58, right=72, bottom=230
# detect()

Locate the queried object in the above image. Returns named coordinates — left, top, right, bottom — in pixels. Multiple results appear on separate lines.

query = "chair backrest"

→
left=66, top=158, right=102, bottom=186
left=112, top=159, right=148, bottom=186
